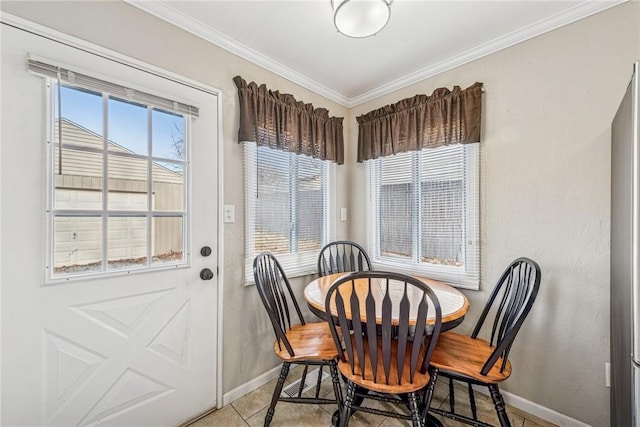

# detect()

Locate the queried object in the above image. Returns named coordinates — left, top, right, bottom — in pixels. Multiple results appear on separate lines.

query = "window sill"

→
left=371, top=260, right=479, bottom=290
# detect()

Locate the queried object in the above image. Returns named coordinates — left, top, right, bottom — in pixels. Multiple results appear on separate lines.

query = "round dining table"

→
left=303, top=272, right=470, bottom=332
left=303, top=271, right=470, bottom=427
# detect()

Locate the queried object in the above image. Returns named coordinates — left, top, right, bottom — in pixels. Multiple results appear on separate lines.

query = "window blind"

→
left=244, top=142, right=334, bottom=283
left=28, top=57, right=199, bottom=117
left=367, top=144, right=480, bottom=289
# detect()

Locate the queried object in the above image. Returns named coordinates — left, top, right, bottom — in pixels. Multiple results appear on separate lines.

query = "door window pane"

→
left=152, top=109, right=185, bottom=161
left=153, top=162, right=184, bottom=211
left=53, top=216, right=102, bottom=276
left=108, top=97, right=148, bottom=155
left=54, top=146, right=103, bottom=210
left=108, top=155, right=148, bottom=210
left=152, top=216, right=184, bottom=265
left=55, top=86, right=103, bottom=146
left=49, top=79, right=191, bottom=280
left=107, top=216, right=148, bottom=270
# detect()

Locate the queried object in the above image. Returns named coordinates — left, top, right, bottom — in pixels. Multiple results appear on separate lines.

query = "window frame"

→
left=365, top=144, right=480, bottom=289
left=243, top=142, right=336, bottom=285
left=44, top=79, right=193, bottom=284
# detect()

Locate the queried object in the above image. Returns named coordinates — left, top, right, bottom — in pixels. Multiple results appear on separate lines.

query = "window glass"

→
left=254, top=146, right=292, bottom=255
left=152, top=216, right=184, bottom=265
left=108, top=97, right=148, bottom=155
left=244, top=143, right=334, bottom=282
left=379, top=152, right=413, bottom=260
left=152, top=161, right=184, bottom=211
left=53, top=216, right=102, bottom=275
left=368, top=144, right=479, bottom=288
left=107, top=216, right=148, bottom=270
left=152, top=108, right=185, bottom=161
left=49, top=82, right=189, bottom=280
left=55, top=86, right=103, bottom=145
left=107, top=155, right=148, bottom=211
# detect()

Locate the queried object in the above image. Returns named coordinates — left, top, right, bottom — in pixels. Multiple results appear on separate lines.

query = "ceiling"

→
left=126, top=0, right=623, bottom=107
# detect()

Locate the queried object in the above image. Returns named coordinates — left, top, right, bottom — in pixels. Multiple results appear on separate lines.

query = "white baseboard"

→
left=223, top=369, right=591, bottom=427
left=222, top=365, right=281, bottom=407
left=500, top=389, right=592, bottom=427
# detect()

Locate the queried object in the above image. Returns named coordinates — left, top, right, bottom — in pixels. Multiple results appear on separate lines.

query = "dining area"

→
left=240, top=241, right=541, bottom=427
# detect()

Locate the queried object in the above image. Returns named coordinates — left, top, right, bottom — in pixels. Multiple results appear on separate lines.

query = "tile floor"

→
left=188, top=365, right=558, bottom=427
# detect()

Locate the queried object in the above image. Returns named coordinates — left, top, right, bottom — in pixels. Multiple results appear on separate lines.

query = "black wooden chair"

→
left=253, top=252, right=343, bottom=427
left=324, top=271, right=442, bottom=427
left=317, top=240, right=372, bottom=277
left=428, top=257, right=541, bottom=427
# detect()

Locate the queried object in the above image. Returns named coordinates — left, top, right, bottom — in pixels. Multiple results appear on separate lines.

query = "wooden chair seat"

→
left=325, top=271, right=443, bottom=426
left=274, top=322, right=339, bottom=362
left=427, top=258, right=540, bottom=427
left=430, top=331, right=512, bottom=384
left=254, top=252, right=343, bottom=427
left=337, top=338, right=432, bottom=394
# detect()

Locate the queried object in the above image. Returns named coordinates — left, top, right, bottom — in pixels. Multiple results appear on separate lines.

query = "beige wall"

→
left=0, top=0, right=350, bottom=399
left=2, top=1, right=639, bottom=425
left=348, top=2, right=639, bottom=425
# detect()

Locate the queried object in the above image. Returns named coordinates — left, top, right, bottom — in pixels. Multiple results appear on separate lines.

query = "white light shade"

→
left=332, top=0, right=391, bottom=38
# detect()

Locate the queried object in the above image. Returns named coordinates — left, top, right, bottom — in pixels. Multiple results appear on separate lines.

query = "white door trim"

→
left=0, top=11, right=225, bottom=411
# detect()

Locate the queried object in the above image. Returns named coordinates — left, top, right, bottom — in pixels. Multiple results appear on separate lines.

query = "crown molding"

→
left=125, top=0, right=625, bottom=109
left=124, top=0, right=351, bottom=107
left=349, top=0, right=626, bottom=107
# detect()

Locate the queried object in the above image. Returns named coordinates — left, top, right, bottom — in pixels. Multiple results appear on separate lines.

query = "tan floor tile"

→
left=522, top=415, right=559, bottom=427
left=246, top=401, right=334, bottom=427
left=232, top=377, right=280, bottom=420
left=188, top=405, right=248, bottom=427
left=221, top=365, right=556, bottom=427
left=231, top=363, right=322, bottom=421
left=434, top=386, right=525, bottom=427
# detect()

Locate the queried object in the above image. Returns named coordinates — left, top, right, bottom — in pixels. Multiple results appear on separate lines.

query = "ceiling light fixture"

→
left=332, top=0, right=392, bottom=38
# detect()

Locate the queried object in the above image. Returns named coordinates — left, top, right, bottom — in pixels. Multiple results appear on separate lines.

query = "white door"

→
left=1, top=23, right=219, bottom=426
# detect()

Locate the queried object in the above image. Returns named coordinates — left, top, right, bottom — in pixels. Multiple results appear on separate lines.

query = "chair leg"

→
left=407, top=391, right=423, bottom=427
left=339, top=381, right=357, bottom=427
left=488, top=384, right=511, bottom=427
left=315, top=364, right=324, bottom=398
left=468, top=383, right=478, bottom=420
left=265, top=362, right=290, bottom=427
left=420, top=367, right=438, bottom=425
left=448, top=378, right=456, bottom=414
left=298, top=364, right=309, bottom=397
left=329, top=361, right=343, bottom=408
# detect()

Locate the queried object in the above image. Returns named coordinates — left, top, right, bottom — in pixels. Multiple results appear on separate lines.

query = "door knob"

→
left=200, top=268, right=214, bottom=281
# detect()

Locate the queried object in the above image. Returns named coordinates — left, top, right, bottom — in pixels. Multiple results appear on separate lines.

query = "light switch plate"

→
left=224, top=205, right=235, bottom=223
left=340, top=208, right=347, bottom=222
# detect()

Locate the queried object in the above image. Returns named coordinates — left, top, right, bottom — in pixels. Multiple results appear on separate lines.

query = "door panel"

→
left=1, top=24, right=219, bottom=426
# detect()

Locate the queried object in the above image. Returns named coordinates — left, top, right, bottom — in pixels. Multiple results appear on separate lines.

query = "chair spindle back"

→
left=317, top=240, right=372, bottom=277
left=325, top=271, right=442, bottom=386
left=472, top=257, right=541, bottom=375
left=253, top=252, right=305, bottom=357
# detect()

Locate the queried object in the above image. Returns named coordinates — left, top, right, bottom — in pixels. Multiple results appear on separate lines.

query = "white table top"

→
left=304, top=272, right=469, bottom=326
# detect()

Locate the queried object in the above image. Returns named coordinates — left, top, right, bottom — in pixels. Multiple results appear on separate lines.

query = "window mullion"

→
left=146, top=106, right=153, bottom=267
left=101, top=93, right=109, bottom=273
left=374, top=160, right=381, bottom=260
left=412, top=152, right=420, bottom=264
left=290, top=153, right=298, bottom=254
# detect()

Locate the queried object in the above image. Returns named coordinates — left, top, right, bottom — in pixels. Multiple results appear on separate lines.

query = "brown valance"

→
left=357, top=82, right=483, bottom=162
left=234, top=76, right=344, bottom=164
